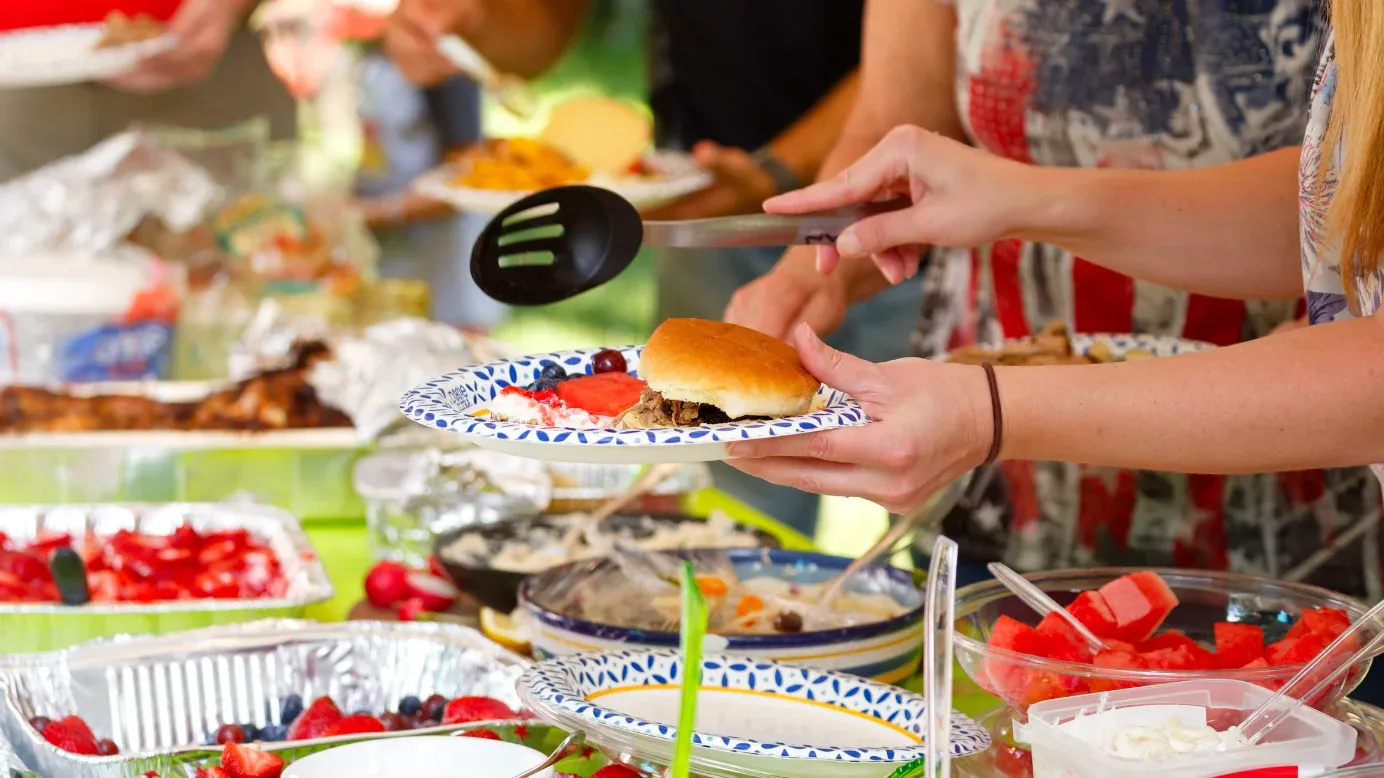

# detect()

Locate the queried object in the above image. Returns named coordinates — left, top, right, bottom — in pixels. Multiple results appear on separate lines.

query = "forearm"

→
left=465, top=0, right=586, bottom=78
left=1017, top=147, right=1303, bottom=299
left=997, top=313, right=1384, bottom=472
left=818, top=0, right=968, bottom=302
left=766, top=72, right=859, bottom=184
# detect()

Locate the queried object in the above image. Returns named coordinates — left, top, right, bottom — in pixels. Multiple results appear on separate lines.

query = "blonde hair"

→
left=1322, top=1, right=1384, bottom=307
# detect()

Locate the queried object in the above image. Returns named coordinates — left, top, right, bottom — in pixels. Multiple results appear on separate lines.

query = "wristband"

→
left=981, top=363, right=1003, bottom=466
left=751, top=147, right=804, bottom=195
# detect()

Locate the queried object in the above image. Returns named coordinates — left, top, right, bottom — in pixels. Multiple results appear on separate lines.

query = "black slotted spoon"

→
left=471, top=185, right=908, bottom=305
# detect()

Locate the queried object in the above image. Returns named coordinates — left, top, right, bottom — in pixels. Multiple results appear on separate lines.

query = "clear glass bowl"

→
left=953, top=567, right=1379, bottom=716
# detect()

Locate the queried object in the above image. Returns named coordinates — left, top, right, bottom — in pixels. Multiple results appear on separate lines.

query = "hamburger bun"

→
left=539, top=96, right=652, bottom=172
left=638, top=319, right=821, bottom=419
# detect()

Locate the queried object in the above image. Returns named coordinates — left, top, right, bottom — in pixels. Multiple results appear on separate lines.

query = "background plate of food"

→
left=0, top=15, right=174, bottom=90
left=943, top=320, right=1214, bottom=366
left=398, top=319, right=870, bottom=465
left=413, top=96, right=712, bottom=215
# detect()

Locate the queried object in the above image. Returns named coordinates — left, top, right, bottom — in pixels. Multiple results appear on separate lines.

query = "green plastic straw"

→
left=671, top=561, right=706, bottom=778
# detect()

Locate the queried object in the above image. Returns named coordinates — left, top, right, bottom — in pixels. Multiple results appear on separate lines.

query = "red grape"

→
left=591, top=350, right=627, bottom=375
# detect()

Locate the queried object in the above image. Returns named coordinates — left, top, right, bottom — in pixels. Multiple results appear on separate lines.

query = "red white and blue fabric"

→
left=915, top=0, right=1380, bottom=597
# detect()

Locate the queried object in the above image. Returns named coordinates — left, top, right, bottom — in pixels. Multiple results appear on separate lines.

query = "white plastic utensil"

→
left=1238, top=597, right=1384, bottom=746
left=924, top=536, right=960, bottom=778
left=435, top=35, right=537, bottom=118
left=987, top=562, right=1110, bottom=654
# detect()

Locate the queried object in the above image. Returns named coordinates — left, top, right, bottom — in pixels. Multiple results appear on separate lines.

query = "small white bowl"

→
left=282, top=736, right=552, bottom=778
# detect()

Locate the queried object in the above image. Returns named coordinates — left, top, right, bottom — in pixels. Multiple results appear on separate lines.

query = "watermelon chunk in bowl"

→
left=953, top=567, right=1379, bottom=716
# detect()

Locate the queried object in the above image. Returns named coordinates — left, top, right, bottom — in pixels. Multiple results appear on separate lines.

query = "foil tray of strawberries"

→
left=0, top=503, right=334, bottom=653
left=0, top=619, right=530, bottom=778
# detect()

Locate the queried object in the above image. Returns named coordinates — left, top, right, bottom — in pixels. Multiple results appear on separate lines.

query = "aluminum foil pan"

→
left=547, top=463, right=711, bottom=513
left=0, top=504, right=333, bottom=654
left=1, top=727, right=32, bottom=778
left=0, top=620, right=529, bottom=778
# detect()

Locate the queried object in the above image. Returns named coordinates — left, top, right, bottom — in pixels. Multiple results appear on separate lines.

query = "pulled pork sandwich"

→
left=619, top=319, right=821, bottom=428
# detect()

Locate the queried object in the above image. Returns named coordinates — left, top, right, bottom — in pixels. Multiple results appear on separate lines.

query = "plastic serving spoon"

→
left=672, top=561, right=707, bottom=778
left=1236, top=596, right=1384, bottom=746
left=470, top=185, right=909, bottom=305
left=987, top=562, right=1110, bottom=654
left=500, top=730, right=586, bottom=778
left=817, top=472, right=972, bottom=607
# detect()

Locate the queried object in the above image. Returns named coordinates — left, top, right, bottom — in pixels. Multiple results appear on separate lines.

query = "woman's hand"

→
left=105, top=0, right=243, bottom=91
left=724, top=323, right=993, bottom=513
left=763, top=125, right=1048, bottom=284
left=642, top=141, right=777, bottom=221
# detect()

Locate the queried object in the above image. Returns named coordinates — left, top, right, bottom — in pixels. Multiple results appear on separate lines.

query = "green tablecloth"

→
left=298, top=492, right=1000, bottom=719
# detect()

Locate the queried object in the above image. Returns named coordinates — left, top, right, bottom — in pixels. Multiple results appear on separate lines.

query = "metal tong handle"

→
left=987, top=563, right=1110, bottom=654
left=641, top=198, right=912, bottom=248
left=489, top=729, right=585, bottom=778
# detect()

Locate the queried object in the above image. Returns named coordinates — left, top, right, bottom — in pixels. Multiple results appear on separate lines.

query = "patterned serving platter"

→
left=0, top=24, right=174, bottom=89
left=519, top=650, right=990, bottom=778
left=398, top=346, right=871, bottom=464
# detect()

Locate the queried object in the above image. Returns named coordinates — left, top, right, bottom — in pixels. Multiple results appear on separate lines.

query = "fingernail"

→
left=726, top=442, right=752, bottom=458
left=884, top=264, right=904, bottom=285
left=837, top=231, right=862, bottom=256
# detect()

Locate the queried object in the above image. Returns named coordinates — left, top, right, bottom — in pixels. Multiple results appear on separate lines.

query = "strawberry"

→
left=396, top=597, right=426, bottom=622
left=443, top=696, right=517, bottom=725
left=286, top=697, right=343, bottom=741
left=403, top=571, right=458, bottom=612
left=363, top=562, right=410, bottom=608
left=461, top=728, right=501, bottom=740
left=196, top=768, right=228, bottom=778
left=323, top=714, right=386, bottom=737
left=42, top=716, right=100, bottom=755
left=221, top=742, right=285, bottom=778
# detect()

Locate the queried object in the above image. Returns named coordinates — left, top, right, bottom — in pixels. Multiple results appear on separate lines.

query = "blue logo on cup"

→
left=59, top=321, right=173, bottom=382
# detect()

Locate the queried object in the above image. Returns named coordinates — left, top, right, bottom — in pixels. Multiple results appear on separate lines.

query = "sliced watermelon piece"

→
left=1214, top=622, right=1265, bottom=669
left=1265, top=631, right=1330, bottom=666
left=1022, top=671, right=1076, bottom=707
left=1090, top=648, right=1148, bottom=693
left=1302, top=607, right=1354, bottom=647
left=1141, top=644, right=1215, bottom=671
left=1137, top=630, right=1216, bottom=669
left=1066, top=591, right=1118, bottom=639
left=1239, top=657, right=1285, bottom=692
left=985, top=615, right=1049, bottom=702
left=1097, top=571, right=1179, bottom=643
left=1036, top=612, right=1092, bottom=663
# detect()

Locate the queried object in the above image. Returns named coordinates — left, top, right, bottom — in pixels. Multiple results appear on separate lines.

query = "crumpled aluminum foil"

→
left=1, top=728, right=31, bottom=778
left=305, top=318, right=510, bottom=440
left=0, top=620, right=529, bottom=778
left=0, top=131, right=221, bottom=257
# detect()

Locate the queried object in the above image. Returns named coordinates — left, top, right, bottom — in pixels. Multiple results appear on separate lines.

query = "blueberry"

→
left=399, top=695, right=422, bottom=716
left=531, top=379, right=559, bottom=393
left=241, top=724, right=260, bottom=742
left=258, top=724, right=287, bottom=742
left=539, top=362, right=567, bottom=382
left=280, top=694, right=304, bottom=724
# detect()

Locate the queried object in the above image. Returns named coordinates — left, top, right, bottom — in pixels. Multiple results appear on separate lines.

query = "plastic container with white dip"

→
left=0, top=254, right=178, bottom=384
left=1016, top=680, right=1358, bottom=778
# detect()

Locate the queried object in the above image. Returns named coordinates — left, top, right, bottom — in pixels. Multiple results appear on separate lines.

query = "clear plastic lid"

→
left=1016, top=679, right=1358, bottom=778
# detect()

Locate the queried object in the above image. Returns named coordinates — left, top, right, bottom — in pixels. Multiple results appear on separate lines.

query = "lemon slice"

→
left=480, top=607, right=532, bottom=655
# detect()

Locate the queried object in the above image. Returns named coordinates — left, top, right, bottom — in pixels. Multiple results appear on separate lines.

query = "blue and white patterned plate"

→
left=519, top=650, right=990, bottom=778
left=398, top=346, right=871, bottom=464
left=1068, top=332, right=1213, bottom=359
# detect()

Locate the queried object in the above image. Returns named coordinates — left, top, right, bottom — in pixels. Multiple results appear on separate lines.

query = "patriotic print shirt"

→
left=916, top=0, right=1381, bottom=597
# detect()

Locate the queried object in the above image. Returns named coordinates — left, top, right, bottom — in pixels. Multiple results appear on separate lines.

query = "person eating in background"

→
left=383, top=0, right=922, bottom=538
left=0, top=0, right=293, bottom=179
left=725, top=0, right=1378, bottom=605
